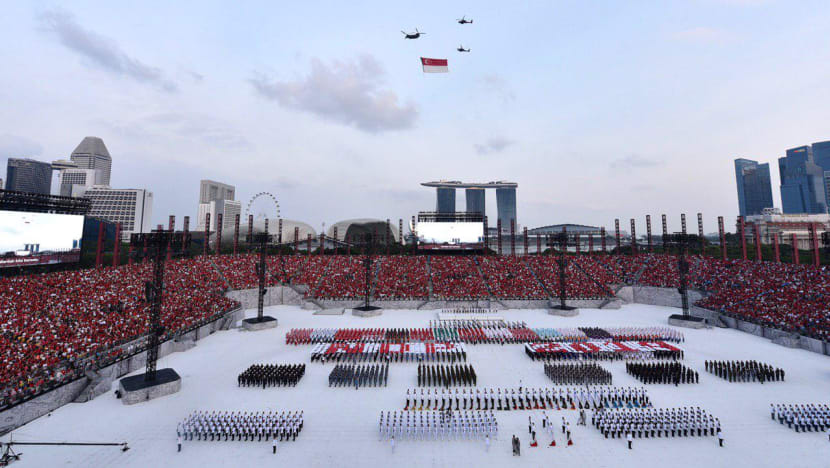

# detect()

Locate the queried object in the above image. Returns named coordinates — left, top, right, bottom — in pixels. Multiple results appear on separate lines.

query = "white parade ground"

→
left=4, top=304, right=829, bottom=468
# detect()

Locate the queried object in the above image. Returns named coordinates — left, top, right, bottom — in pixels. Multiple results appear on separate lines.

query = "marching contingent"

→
left=237, top=364, right=306, bottom=388
left=417, top=363, right=477, bottom=387
left=593, top=408, right=722, bottom=445
left=544, top=362, right=613, bottom=385
left=379, top=410, right=498, bottom=442
left=705, top=360, right=785, bottom=383
left=309, top=341, right=468, bottom=363
left=403, top=386, right=651, bottom=411
left=177, top=411, right=304, bottom=443
left=771, top=404, right=830, bottom=434
left=328, top=363, right=390, bottom=388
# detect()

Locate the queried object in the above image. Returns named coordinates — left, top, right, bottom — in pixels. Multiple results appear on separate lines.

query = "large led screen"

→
left=0, top=211, right=84, bottom=268
left=417, top=221, right=484, bottom=247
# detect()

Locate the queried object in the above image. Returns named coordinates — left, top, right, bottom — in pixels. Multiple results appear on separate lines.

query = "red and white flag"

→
left=420, top=57, right=448, bottom=73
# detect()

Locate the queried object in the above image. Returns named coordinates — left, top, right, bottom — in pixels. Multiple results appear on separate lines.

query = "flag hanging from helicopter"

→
left=421, top=57, right=448, bottom=73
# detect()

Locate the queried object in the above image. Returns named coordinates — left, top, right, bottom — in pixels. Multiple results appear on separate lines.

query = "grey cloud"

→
left=38, top=9, right=177, bottom=92
left=144, top=113, right=252, bottom=151
left=474, top=137, right=515, bottom=155
left=249, top=55, right=418, bottom=132
left=610, top=154, right=662, bottom=169
left=0, top=134, right=43, bottom=159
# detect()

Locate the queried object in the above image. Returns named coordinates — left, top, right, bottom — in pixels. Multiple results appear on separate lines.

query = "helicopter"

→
left=457, top=16, right=473, bottom=24
left=401, top=28, right=425, bottom=39
left=457, top=45, right=470, bottom=52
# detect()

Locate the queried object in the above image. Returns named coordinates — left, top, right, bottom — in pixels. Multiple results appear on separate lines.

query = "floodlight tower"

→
left=548, top=227, right=578, bottom=315
left=663, top=232, right=705, bottom=328
left=353, top=232, right=383, bottom=316
left=241, top=232, right=278, bottom=330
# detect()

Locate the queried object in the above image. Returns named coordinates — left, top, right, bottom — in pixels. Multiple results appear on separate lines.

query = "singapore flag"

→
left=420, top=57, right=448, bottom=73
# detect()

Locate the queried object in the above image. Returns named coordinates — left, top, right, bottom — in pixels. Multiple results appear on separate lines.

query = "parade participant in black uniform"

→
left=625, top=362, right=698, bottom=385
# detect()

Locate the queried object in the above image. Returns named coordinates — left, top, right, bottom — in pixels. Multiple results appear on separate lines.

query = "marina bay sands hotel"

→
left=421, top=180, right=517, bottom=228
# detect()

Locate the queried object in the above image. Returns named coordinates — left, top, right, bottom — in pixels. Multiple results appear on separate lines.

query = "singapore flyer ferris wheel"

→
left=246, top=192, right=280, bottom=221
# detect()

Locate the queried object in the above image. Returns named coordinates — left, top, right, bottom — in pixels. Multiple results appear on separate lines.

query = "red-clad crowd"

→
left=0, top=258, right=238, bottom=409
left=429, top=256, right=490, bottom=299
left=478, top=256, right=547, bottom=299
left=526, top=256, right=614, bottom=299
left=375, top=256, right=429, bottom=300
left=311, top=256, right=367, bottom=299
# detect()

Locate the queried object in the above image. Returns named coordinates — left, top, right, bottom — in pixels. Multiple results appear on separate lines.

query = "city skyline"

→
left=2, top=2, right=830, bottom=232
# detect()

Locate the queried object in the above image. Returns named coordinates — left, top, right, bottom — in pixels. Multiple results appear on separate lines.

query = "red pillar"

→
left=497, top=219, right=503, bottom=256
left=167, top=215, right=175, bottom=262
left=718, top=216, right=726, bottom=260
left=681, top=213, right=687, bottom=235
left=95, top=221, right=105, bottom=268
left=203, top=213, right=210, bottom=256
left=319, top=232, right=325, bottom=255
left=278, top=218, right=283, bottom=244
left=537, top=233, right=542, bottom=255
left=630, top=218, right=637, bottom=255
left=112, top=223, right=121, bottom=267
left=307, top=233, right=312, bottom=256
left=523, top=227, right=528, bottom=255
left=600, top=227, right=607, bottom=253
left=334, top=227, right=339, bottom=255
left=792, top=233, right=799, bottom=265
left=753, top=223, right=762, bottom=261
left=233, top=214, right=240, bottom=254
left=574, top=233, right=580, bottom=254
left=588, top=233, right=594, bottom=253
left=646, top=215, right=652, bottom=252
left=739, top=217, right=746, bottom=261
left=614, top=219, right=621, bottom=253
left=510, top=219, right=515, bottom=256
left=216, top=213, right=223, bottom=255
left=128, top=240, right=134, bottom=265
left=810, top=223, right=819, bottom=267
left=294, top=227, right=299, bottom=254
left=183, top=216, right=190, bottom=254
left=248, top=215, right=254, bottom=243
left=773, top=233, right=780, bottom=263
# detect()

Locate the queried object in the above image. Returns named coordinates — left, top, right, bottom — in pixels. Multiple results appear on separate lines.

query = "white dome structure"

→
left=241, top=218, right=316, bottom=243
left=327, top=218, right=399, bottom=243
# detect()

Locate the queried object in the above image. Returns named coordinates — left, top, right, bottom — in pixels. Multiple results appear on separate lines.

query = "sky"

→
left=1, top=0, right=829, bottom=234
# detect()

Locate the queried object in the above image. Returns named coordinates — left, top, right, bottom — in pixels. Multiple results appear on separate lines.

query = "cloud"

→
left=0, top=134, right=44, bottom=159
left=249, top=55, right=417, bottom=132
left=672, top=26, right=732, bottom=43
left=481, top=74, right=516, bottom=103
left=474, top=137, right=515, bottom=155
left=610, top=154, right=662, bottom=169
left=38, top=9, right=177, bottom=92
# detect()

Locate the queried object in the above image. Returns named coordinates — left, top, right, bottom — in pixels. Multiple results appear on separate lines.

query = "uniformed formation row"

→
left=626, top=362, right=699, bottom=385
left=525, top=345, right=683, bottom=362
left=309, top=342, right=468, bottom=363
left=177, top=411, right=303, bottom=442
left=237, top=364, right=305, bottom=388
left=328, top=363, right=389, bottom=388
left=771, top=404, right=830, bottom=433
left=403, top=386, right=651, bottom=411
left=285, top=325, right=683, bottom=345
left=379, top=410, right=498, bottom=441
left=705, top=360, right=785, bottom=383
left=594, top=408, right=721, bottom=439
left=544, top=363, right=612, bottom=385
left=418, top=364, right=477, bottom=387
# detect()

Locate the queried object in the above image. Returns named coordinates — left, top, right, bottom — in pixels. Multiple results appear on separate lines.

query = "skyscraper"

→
left=778, top=145, right=827, bottom=214
left=5, top=158, right=52, bottom=195
left=199, top=180, right=235, bottom=204
left=811, top=140, right=830, bottom=210
left=734, top=158, right=773, bottom=216
left=465, top=188, right=485, bottom=216
left=436, top=187, right=456, bottom=213
left=83, top=187, right=153, bottom=240
left=496, top=187, right=517, bottom=229
left=70, top=137, right=112, bottom=186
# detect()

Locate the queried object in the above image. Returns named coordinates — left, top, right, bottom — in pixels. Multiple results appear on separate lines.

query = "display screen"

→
left=0, top=211, right=84, bottom=268
left=417, top=221, right=484, bottom=248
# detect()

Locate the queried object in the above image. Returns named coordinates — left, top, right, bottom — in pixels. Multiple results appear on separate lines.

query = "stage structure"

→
left=548, top=227, right=579, bottom=316
left=352, top=232, right=382, bottom=317
left=118, top=229, right=190, bottom=404
left=663, top=232, right=705, bottom=329
left=242, top=232, right=278, bottom=331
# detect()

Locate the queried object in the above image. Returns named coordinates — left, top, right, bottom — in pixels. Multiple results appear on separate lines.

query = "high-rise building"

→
left=197, top=199, right=242, bottom=232
left=84, top=187, right=153, bottom=240
left=435, top=187, right=456, bottom=213
left=496, top=187, right=517, bottom=229
left=5, top=158, right=52, bottom=195
left=465, top=188, right=485, bottom=216
left=810, top=140, right=830, bottom=210
left=70, top=137, right=112, bottom=186
left=734, top=158, right=774, bottom=216
left=199, top=180, right=235, bottom=204
left=778, top=146, right=827, bottom=214
left=58, top=168, right=105, bottom=197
